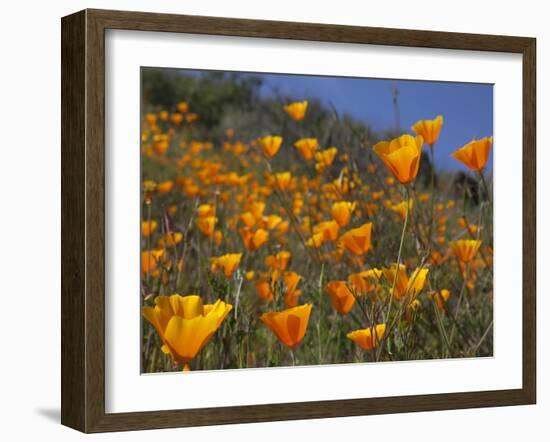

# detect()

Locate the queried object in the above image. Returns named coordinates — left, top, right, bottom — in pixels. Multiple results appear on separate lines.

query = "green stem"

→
left=385, top=186, right=410, bottom=322
left=266, top=332, right=272, bottom=367
left=471, top=319, right=494, bottom=356
left=376, top=186, right=412, bottom=362
left=449, top=260, right=471, bottom=345
left=290, top=348, right=296, bottom=366
left=433, top=300, right=451, bottom=358
left=478, top=170, right=492, bottom=205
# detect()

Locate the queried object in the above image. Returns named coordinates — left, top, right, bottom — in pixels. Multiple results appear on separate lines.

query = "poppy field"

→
left=140, top=69, right=493, bottom=373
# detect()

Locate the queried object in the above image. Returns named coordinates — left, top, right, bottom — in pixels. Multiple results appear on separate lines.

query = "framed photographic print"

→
left=61, top=9, right=536, bottom=433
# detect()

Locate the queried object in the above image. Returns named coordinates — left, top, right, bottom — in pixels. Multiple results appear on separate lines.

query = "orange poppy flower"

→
left=240, top=211, right=257, bottom=228
left=411, top=115, right=444, bottom=145
left=274, top=172, right=291, bottom=192
left=142, top=294, right=232, bottom=371
left=260, top=304, right=312, bottom=348
left=450, top=239, right=482, bottom=263
left=430, top=251, right=447, bottom=266
left=142, top=220, right=158, bottom=238
left=258, top=135, right=283, bottom=159
left=255, top=280, right=275, bottom=302
left=457, top=217, right=478, bottom=235
left=170, top=113, right=184, bottom=125
left=347, top=324, right=386, bottom=351
left=451, top=137, right=492, bottom=171
left=145, top=113, right=157, bottom=125
left=331, top=201, right=356, bottom=227
left=429, top=289, right=451, bottom=311
left=390, top=199, right=414, bottom=221
left=177, top=101, right=189, bottom=113
left=340, top=222, right=373, bottom=256
left=373, top=134, right=423, bottom=184
left=313, top=220, right=340, bottom=241
left=157, top=232, right=183, bottom=248
left=326, top=281, right=356, bottom=314
left=283, top=272, right=302, bottom=307
left=306, top=232, right=325, bottom=248
left=276, top=220, right=290, bottom=237
left=239, top=227, right=269, bottom=251
left=153, top=134, right=170, bottom=156
left=294, top=138, right=319, bottom=160
left=197, top=216, right=217, bottom=237
left=157, top=180, right=174, bottom=194
left=141, top=249, right=165, bottom=276
left=347, top=269, right=382, bottom=295
left=264, top=214, right=283, bottom=230
left=292, top=194, right=304, bottom=215
left=197, top=204, right=215, bottom=218
left=265, top=251, right=292, bottom=271
left=315, top=147, right=338, bottom=172
left=283, top=100, right=308, bottom=121
left=329, top=175, right=349, bottom=195
left=316, top=146, right=337, bottom=164
left=248, top=201, right=265, bottom=220
left=381, top=264, right=429, bottom=300
left=210, top=253, right=242, bottom=278
left=214, top=230, right=223, bottom=246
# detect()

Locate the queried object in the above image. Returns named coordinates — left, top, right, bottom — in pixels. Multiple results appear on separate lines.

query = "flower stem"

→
left=376, top=187, right=411, bottom=361
left=385, top=186, right=410, bottom=321
left=376, top=186, right=410, bottom=362
left=478, top=170, right=492, bottom=205
left=432, top=300, right=451, bottom=358
left=449, top=260, right=471, bottom=346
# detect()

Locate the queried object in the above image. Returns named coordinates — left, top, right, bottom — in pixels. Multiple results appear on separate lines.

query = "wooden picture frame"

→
left=61, top=8, right=536, bottom=433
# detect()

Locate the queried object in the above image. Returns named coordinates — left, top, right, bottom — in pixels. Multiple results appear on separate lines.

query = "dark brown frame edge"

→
left=61, top=8, right=536, bottom=433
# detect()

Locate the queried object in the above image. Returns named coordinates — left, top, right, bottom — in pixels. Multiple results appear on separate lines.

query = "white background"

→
left=106, top=30, right=523, bottom=413
left=0, top=0, right=547, bottom=440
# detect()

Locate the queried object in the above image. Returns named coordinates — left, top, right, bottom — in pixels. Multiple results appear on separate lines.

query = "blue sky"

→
left=173, top=68, right=493, bottom=171
left=252, top=73, right=493, bottom=171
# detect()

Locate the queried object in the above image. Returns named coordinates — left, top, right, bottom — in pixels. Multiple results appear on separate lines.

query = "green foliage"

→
left=142, top=69, right=262, bottom=128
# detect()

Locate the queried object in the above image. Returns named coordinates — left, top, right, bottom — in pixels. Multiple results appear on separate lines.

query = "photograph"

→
left=139, top=67, right=494, bottom=373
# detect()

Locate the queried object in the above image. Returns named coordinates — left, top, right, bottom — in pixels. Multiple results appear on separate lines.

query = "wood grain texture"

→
left=61, top=8, right=537, bottom=433
left=88, top=8, right=533, bottom=52
left=61, top=10, right=86, bottom=431
left=522, top=38, right=536, bottom=402
left=85, top=9, right=108, bottom=432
